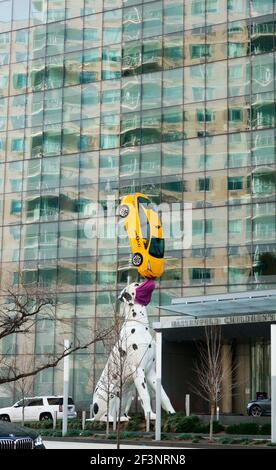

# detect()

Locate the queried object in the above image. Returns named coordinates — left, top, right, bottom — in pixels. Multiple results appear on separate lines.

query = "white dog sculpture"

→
left=91, top=281, right=175, bottom=421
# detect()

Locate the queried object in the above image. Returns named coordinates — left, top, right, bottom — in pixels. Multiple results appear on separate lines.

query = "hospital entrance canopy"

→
left=154, top=289, right=276, bottom=331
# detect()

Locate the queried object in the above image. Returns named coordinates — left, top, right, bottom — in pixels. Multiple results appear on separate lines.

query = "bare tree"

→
left=0, top=282, right=112, bottom=387
left=7, top=356, right=36, bottom=426
left=92, top=313, right=137, bottom=449
left=193, top=325, right=237, bottom=440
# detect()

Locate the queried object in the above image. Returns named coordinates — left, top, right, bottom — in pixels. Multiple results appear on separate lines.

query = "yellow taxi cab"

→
left=119, top=193, right=164, bottom=279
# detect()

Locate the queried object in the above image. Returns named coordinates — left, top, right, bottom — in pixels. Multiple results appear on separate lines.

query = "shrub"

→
left=162, top=413, right=201, bottom=433
left=259, top=423, right=271, bottom=435
left=126, top=413, right=144, bottom=431
left=85, top=421, right=105, bottom=431
left=212, top=421, right=225, bottom=433
left=176, top=434, right=193, bottom=440
left=226, top=423, right=259, bottom=435
left=79, top=430, right=94, bottom=437
left=66, top=430, right=82, bottom=437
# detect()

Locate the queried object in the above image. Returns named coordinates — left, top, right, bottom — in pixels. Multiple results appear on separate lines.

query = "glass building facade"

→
left=0, top=0, right=275, bottom=410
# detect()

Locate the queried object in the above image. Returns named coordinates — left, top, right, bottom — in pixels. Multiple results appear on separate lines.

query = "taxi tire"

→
left=132, top=253, right=143, bottom=266
left=119, top=205, right=129, bottom=218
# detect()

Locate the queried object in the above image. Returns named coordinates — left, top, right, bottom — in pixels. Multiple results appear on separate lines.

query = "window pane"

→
left=103, top=9, right=122, bottom=45
left=143, top=1, right=162, bottom=38
left=228, top=56, right=250, bottom=97
left=164, top=0, right=183, bottom=34
left=123, top=5, right=142, bottom=42
left=142, top=72, right=161, bottom=110
left=163, top=68, right=183, bottom=107
left=163, top=33, right=183, bottom=70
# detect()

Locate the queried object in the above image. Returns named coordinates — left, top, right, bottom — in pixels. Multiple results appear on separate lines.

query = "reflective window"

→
left=184, top=0, right=205, bottom=30
left=250, top=0, right=274, bottom=17
left=228, top=56, right=250, bottom=97
left=103, top=9, right=122, bottom=45
left=164, top=0, right=183, bottom=34
left=228, top=20, right=250, bottom=58
left=66, top=0, right=84, bottom=18
left=184, top=64, right=205, bottom=103
left=13, top=0, right=30, bottom=30
left=251, top=92, right=275, bottom=129
left=143, top=2, right=162, bottom=38
left=84, top=14, right=102, bottom=49
left=228, top=0, right=249, bottom=21
left=0, top=0, right=12, bottom=33
left=251, top=17, right=275, bottom=55
left=63, top=86, right=81, bottom=122
left=47, top=0, right=65, bottom=22
left=82, top=49, right=101, bottom=84
left=142, top=73, right=161, bottom=110
left=141, top=109, right=161, bottom=145
left=65, top=52, right=83, bottom=86
left=85, top=0, right=103, bottom=14
left=141, top=144, right=161, bottom=177
left=252, top=129, right=275, bottom=166
left=82, top=83, right=100, bottom=118
left=44, top=88, right=63, bottom=125
left=162, top=106, right=183, bottom=142
left=102, top=44, right=121, bottom=80
left=100, top=114, right=120, bottom=149
left=163, top=68, right=183, bottom=107
left=47, top=21, right=65, bottom=56
left=206, top=61, right=227, bottom=100
left=185, top=27, right=206, bottom=66
left=163, top=33, right=183, bottom=70
left=143, top=37, right=162, bottom=73
left=206, top=0, right=227, bottom=25
left=11, top=29, right=28, bottom=63
left=122, top=40, right=142, bottom=76
left=252, top=53, right=274, bottom=94
left=228, top=96, right=251, bottom=132
left=122, top=75, right=141, bottom=113
left=65, top=17, right=83, bottom=53
left=123, top=5, right=142, bottom=42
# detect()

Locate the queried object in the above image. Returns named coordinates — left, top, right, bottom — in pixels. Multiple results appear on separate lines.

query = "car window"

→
left=27, top=398, right=43, bottom=406
left=137, top=196, right=151, bottom=207
left=149, top=237, right=164, bottom=258
left=139, top=206, right=150, bottom=242
left=47, top=397, right=74, bottom=405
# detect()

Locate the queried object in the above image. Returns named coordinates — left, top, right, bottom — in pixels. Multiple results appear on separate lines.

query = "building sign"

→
left=160, top=313, right=276, bottom=329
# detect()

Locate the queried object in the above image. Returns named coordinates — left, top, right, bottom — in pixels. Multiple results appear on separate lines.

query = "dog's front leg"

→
left=133, top=368, right=156, bottom=419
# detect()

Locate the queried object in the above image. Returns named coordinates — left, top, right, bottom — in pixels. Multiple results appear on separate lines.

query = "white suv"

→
left=0, top=396, right=77, bottom=422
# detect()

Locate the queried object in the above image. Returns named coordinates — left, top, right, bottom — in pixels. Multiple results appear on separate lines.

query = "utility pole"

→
left=62, top=339, right=70, bottom=437
left=155, top=329, right=162, bottom=441
left=271, top=325, right=276, bottom=443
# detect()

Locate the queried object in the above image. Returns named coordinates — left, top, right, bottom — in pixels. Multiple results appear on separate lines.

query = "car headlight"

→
left=34, top=435, right=44, bottom=447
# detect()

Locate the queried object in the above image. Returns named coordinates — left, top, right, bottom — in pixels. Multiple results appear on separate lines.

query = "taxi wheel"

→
left=119, top=205, right=129, bottom=218
left=132, top=253, right=143, bottom=266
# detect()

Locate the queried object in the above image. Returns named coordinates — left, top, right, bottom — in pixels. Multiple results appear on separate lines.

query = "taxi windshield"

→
left=149, top=237, right=164, bottom=258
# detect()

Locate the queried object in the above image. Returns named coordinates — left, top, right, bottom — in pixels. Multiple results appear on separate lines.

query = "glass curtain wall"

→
left=0, top=0, right=275, bottom=408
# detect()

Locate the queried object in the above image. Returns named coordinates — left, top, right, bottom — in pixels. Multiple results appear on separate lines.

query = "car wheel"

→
left=40, top=413, right=53, bottom=421
left=119, top=205, right=129, bottom=218
left=249, top=405, right=262, bottom=417
left=0, top=414, right=10, bottom=422
left=132, top=253, right=143, bottom=267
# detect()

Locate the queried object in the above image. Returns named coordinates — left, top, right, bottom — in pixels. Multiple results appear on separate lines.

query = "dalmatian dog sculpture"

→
left=91, top=281, right=175, bottom=421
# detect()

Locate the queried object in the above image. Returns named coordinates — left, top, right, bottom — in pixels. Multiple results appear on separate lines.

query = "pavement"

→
left=44, top=440, right=192, bottom=449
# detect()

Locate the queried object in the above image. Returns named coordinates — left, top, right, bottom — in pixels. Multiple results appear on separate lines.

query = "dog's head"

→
left=118, top=282, right=140, bottom=306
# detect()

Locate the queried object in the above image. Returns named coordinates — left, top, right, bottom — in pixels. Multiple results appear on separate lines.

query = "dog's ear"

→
left=118, top=288, right=133, bottom=305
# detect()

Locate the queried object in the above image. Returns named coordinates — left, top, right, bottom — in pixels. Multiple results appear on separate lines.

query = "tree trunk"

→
left=116, top=399, right=122, bottom=450
left=209, top=403, right=215, bottom=441
left=106, top=397, right=109, bottom=438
